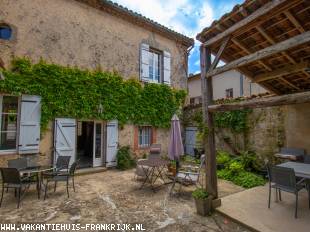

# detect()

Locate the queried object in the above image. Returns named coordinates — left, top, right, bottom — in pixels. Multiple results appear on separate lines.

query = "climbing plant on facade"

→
left=0, top=58, right=186, bottom=130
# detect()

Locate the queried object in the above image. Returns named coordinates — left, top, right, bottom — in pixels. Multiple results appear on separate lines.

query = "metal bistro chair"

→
left=268, top=165, right=306, bottom=218
left=44, top=162, right=78, bottom=199
left=169, top=155, right=206, bottom=195
left=43, top=156, right=71, bottom=178
left=0, top=168, right=33, bottom=208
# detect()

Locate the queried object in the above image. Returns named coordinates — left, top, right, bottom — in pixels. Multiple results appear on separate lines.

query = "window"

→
left=225, top=88, right=233, bottom=98
left=0, top=25, right=12, bottom=40
left=148, top=49, right=161, bottom=83
left=138, top=126, right=152, bottom=148
left=0, top=96, right=18, bottom=150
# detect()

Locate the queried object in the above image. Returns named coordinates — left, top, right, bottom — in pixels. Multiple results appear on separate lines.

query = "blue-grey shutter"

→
left=54, top=118, right=76, bottom=167
left=140, top=43, right=149, bottom=81
left=163, top=51, right=171, bottom=85
left=18, top=95, right=41, bottom=154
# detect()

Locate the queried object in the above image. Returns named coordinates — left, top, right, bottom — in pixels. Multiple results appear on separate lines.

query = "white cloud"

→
left=112, top=0, right=214, bottom=38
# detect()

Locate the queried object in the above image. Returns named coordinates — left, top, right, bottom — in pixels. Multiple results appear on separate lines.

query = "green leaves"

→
left=2, top=58, right=186, bottom=131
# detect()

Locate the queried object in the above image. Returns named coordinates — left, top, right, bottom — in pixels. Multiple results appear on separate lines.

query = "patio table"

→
left=137, top=158, right=169, bottom=191
left=278, top=162, right=310, bottom=179
left=19, top=166, right=54, bottom=199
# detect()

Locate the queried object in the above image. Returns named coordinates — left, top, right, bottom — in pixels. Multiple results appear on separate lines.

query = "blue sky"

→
left=113, top=0, right=243, bottom=75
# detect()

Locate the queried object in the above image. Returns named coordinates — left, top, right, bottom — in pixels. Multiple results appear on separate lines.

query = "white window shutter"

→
left=140, top=43, right=149, bottom=80
left=106, top=120, right=118, bottom=167
left=18, top=95, right=41, bottom=154
left=163, top=51, right=171, bottom=85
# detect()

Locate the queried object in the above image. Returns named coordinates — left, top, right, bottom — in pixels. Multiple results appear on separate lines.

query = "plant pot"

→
left=167, top=164, right=177, bottom=176
left=194, top=197, right=212, bottom=216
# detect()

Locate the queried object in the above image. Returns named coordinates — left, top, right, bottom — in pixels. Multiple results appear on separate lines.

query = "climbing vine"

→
left=0, top=58, right=186, bottom=130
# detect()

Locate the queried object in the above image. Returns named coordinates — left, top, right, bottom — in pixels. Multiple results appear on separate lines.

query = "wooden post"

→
left=200, top=45, right=218, bottom=198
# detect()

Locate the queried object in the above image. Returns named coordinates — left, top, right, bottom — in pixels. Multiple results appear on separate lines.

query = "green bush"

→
left=217, top=168, right=265, bottom=188
left=228, top=160, right=244, bottom=174
left=116, top=146, right=136, bottom=170
left=216, top=151, right=231, bottom=166
left=232, top=171, right=266, bottom=188
left=235, top=150, right=257, bottom=172
left=192, top=188, right=209, bottom=199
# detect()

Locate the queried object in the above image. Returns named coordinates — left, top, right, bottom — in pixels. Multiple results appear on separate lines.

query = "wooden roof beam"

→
left=284, top=10, right=305, bottom=33
left=208, top=91, right=310, bottom=112
left=254, top=61, right=309, bottom=83
left=205, top=31, right=310, bottom=78
left=209, top=36, right=230, bottom=71
left=201, top=0, right=287, bottom=46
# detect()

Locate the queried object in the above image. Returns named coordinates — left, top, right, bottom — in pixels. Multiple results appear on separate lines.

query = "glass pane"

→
left=95, top=123, right=102, bottom=158
left=1, top=114, right=17, bottom=132
left=149, top=52, right=154, bottom=80
left=0, top=27, right=12, bottom=40
left=0, top=132, right=16, bottom=150
left=2, top=96, right=18, bottom=114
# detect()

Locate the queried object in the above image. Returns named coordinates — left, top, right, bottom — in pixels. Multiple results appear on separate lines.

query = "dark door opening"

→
left=77, top=121, right=94, bottom=168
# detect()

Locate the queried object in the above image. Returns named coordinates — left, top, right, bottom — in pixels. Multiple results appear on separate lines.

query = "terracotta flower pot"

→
left=194, top=196, right=212, bottom=216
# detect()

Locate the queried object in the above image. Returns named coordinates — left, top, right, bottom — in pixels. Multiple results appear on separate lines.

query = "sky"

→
left=113, top=0, right=244, bottom=75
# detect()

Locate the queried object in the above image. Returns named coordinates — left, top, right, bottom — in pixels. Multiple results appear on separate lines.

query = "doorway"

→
left=77, top=121, right=94, bottom=168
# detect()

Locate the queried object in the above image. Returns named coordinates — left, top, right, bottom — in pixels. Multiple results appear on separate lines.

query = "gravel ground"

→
left=0, top=169, right=250, bottom=232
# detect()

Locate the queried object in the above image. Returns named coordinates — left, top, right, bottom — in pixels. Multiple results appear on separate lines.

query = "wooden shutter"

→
left=106, top=120, right=118, bottom=167
left=163, top=51, right=171, bottom=85
left=140, top=43, right=149, bottom=81
left=18, top=95, right=41, bottom=154
left=54, top=118, right=76, bottom=167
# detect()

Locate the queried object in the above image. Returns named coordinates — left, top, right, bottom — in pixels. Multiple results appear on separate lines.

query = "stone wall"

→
left=0, top=0, right=188, bottom=89
left=0, top=0, right=188, bottom=165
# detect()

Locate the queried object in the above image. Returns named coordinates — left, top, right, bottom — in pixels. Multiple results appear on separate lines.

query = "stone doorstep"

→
left=215, top=208, right=260, bottom=232
left=75, top=166, right=108, bottom=176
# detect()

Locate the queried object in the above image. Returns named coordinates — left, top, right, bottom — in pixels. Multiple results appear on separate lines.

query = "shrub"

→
left=192, top=188, right=209, bottom=199
left=232, top=171, right=265, bottom=188
left=116, top=146, right=136, bottom=170
left=216, top=151, right=231, bottom=166
left=228, top=160, right=244, bottom=174
left=217, top=169, right=265, bottom=188
left=235, top=150, right=257, bottom=172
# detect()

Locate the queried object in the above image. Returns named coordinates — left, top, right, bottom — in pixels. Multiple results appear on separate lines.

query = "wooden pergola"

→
left=197, top=0, right=310, bottom=202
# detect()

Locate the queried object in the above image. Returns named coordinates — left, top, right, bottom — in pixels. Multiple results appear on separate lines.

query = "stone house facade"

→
left=0, top=0, right=194, bottom=168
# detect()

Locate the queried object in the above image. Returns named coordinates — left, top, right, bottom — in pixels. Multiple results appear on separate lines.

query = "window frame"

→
left=145, top=48, right=163, bottom=84
left=138, top=126, right=152, bottom=148
left=0, top=95, right=20, bottom=154
left=225, top=88, right=234, bottom=98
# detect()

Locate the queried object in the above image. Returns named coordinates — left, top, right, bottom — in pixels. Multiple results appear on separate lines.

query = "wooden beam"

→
left=202, top=0, right=286, bottom=46
left=284, top=10, right=305, bottom=33
left=209, top=36, right=230, bottom=71
left=206, top=31, right=310, bottom=78
left=279, top=77, right=300, bottom=90
left=254, top=61, right=309, bottom=82
left=200, top=46, right=218, bottom=199
left=231, top=38, right=272, bottom=71
left=208, top=91, right=310, bottom=112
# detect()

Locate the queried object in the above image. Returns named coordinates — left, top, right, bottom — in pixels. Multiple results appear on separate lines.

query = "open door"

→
left=54, top=118, right=76, bottom=167
left=106, top=120, right=118, bottom=167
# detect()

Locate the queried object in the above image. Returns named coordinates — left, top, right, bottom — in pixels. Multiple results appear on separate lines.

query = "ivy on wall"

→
left=0, top=58, right=186, bottom=130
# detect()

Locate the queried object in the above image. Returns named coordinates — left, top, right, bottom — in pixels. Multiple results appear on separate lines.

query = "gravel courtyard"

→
left=0, top=169, right=249, bottom=232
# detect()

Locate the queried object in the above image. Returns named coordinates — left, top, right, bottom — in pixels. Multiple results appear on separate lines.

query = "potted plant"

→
left=167, top=160, right=177, bottom=176
left=192, top=188, right=212, bottom=216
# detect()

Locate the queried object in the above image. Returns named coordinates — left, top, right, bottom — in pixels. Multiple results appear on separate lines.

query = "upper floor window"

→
left=140, top=43, right=171, bottom=85
left=149, top=49, right=161, bottom=83
left=226, top=88, right=233, bottom=98
left=0, top=25, right=12, bottom=40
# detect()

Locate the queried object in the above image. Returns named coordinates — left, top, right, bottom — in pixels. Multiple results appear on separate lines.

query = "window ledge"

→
left=0, top=150, right=17, bottom=155
left=141, top=79, right=160, bottom=84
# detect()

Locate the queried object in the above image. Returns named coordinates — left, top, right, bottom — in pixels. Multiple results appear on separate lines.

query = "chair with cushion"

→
left=0, top=168, right=33, bottom=208
left=169, top=155, right=206, bottom=195
left=44, top=161, right=78, bottom=199
left=268, top=165, right=306, bottom=218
